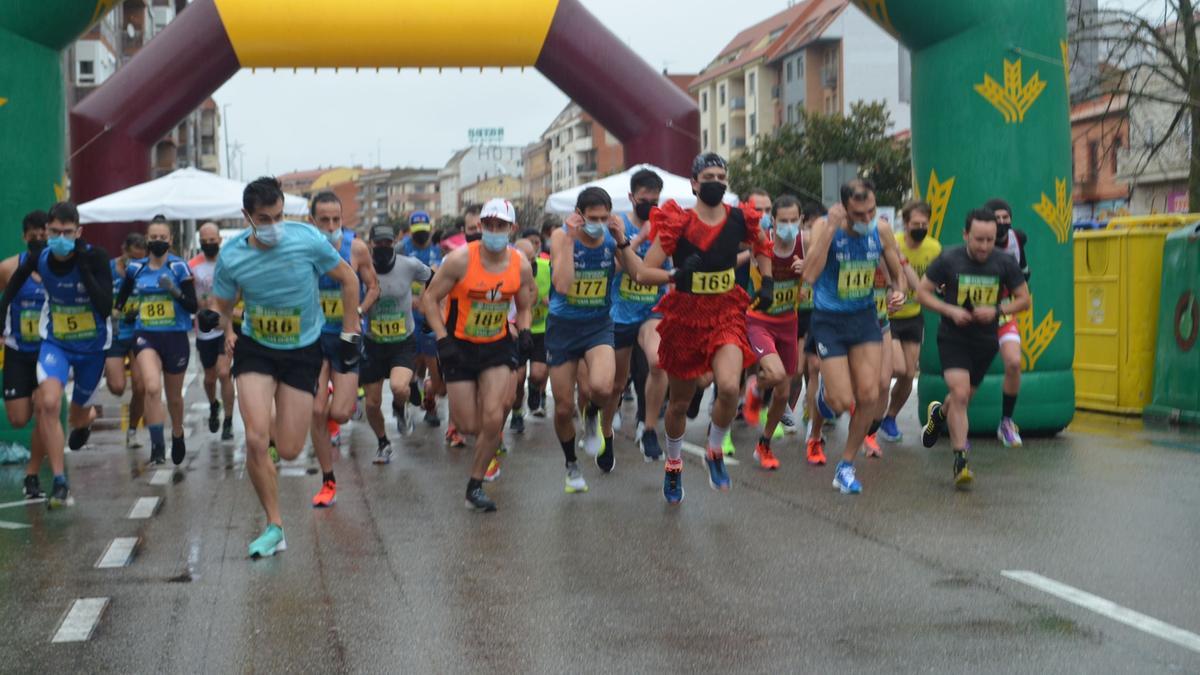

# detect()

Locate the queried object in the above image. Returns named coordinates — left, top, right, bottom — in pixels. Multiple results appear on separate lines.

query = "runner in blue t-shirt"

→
left=115, top=216, right=198, bottom=466
left=104, top=233, right=148, bottom=449
left=0, top=202, right=113, bottom=509
left=401, top=210, right=445, bottom=427
left=212, top=177, right=360, bottom=559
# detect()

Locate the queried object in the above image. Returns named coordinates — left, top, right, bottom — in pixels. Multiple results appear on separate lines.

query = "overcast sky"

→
left=211, top=0, right=1150, bottom=180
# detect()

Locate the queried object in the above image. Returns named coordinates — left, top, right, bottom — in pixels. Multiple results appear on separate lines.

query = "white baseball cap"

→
left=480, top=198, right=516, bottom=224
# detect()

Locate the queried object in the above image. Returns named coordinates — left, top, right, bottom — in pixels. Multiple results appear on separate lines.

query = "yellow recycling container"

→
left=1073, top=214, right=1198, bottom=414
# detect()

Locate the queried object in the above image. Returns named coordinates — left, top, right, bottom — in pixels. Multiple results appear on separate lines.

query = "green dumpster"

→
left=1144, top=221, right=1200, bottom=426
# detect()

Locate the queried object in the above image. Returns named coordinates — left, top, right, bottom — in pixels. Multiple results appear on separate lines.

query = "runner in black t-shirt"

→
left=916, top=207, right=1029, bottom=488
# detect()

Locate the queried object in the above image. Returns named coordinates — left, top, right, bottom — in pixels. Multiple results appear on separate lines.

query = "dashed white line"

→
left=681, top=441, right=741, bottom=466
left=278, top=467, right=309, bottom=478
left=95, top=537, right=139, bottom=569
left=1002, top=570, right=1200, bottom=654
left=0, top=520, right=31, bottom=530
left=0, top=498, right=44, bottom=510
left=127, top=496, right=160, bottom=519
left=149, top=470, right=172, bottom=486
left=51, top=597, right=109, bottom=643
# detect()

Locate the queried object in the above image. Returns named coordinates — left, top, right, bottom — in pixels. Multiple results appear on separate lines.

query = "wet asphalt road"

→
left=1, top=362, right=1198, bottom=674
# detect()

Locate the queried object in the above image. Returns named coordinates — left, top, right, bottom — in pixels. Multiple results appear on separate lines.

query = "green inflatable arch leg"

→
left=852, top=0, right=1075, bottom=433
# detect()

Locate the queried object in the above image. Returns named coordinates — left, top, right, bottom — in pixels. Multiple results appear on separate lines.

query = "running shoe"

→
left=531, top=403, right=546, bottom=418
left=465, top=485, right=497, bottom=512
left=780, top=411, right=798, bottom=435
left=268, top=440, right=279, bottom=464
left=953, top=452, right=974, bottom=488
left=67, top=425, right=91, bottom=451
left=171, top=435, right=186, bottom=465
left=815, top=377, right=838, bottom=420
left=312, top=480, right=337, bottom=508
left=47, top=481, right=71, bottom=509
left=149, top=445, right=166, bottom=466
left=722, top=430, right=736, bottom=457
left=446, top=426, right=466, bottom=448
left=396, top=405, right=414, bottom=436
left=832, top=460, right=862, bottom=495
left=663, top=460, right=684, bottom=504
left=596, top=436, right=615, bottom=473
left=208, top=400, right=220, bottom=433
left=248, top=524, right=286, bottom=559
left=704, top=449, right=731, bottom=491
left=879, top=416, right=902, bottom=443
left=126, top=429, right=142, bottom=449
left=484, top=457, right=501, bottom=482
left=423, top=408, right=441, bottom=427
left=806, top=436, right=827, bottom=465
left=409, top=381, right=423, bottom=409
left=373, top=438, right=393, bottom=465
left=509, top=411, right=525, bottom=434
left=221, top=418, right=234, bottom=441
left=23, top=475, right=44, bottom=500
left=742, top=375, right=763, bottom=424
left=582, top=410, right=603, bottom=457
left=753, top=440, right=780, bottom=470
left=641, top=429, right=663, bottom=462
left=863, top=433, right=882, bottom=458
left=564, top=461, right=588, bottom=493
left=997, top=418, right=1023, bottom=448
left=922, top=401, right=944, bottom=448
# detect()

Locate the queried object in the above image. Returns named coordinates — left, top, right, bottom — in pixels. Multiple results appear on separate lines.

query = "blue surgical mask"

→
left=48, top=235, right=75, bottom=257
left=583, top=221, right=606, bottom=239
left=775, top=223, right=799, bottom=241
left=482, top=230, right=509, bottom=252
left=760, top=213, right=772, bottom=231
left=851, top=218, right=874, bottom=236
left=254, top=222, right=283, bottom=247
left=325, top=227, right=342, bottom=246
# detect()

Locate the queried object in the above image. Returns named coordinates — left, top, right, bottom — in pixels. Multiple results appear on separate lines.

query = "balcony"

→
left=732, top=138, right=747, bottom=149
left=730, top=97, right=746, bottom=111
left=822, top=65, right=838, bottom=88
left=576, top=162, right=598, bottom=174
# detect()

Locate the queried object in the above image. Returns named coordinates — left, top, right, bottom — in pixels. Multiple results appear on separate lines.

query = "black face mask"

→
left=147, top=240, right=170, bottom=258
left=27, top=239, right=46, bottom=256
left=411, top=232, right=430, bottom=247
left=372, top=246, right=396, bottom=272
left=465, top=231, right=482, bottom=243
left=996, top=223, right=1011, bottom=244
left=634, top=201, right=654, bottom=222
left=201, top=242, right=220, bottom=259
left=909, top=228, right=928, bottom=243
left=697, top=181, right=726, bottom=208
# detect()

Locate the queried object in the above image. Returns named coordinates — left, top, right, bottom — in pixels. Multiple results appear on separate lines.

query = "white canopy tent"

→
left=77, top=168, right=309, bottom=223
left=543, top=163, right=739, bottom=215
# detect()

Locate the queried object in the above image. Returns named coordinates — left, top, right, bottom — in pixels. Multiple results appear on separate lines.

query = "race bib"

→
left=532, top=302, right=549, bottom=325
left=767, top=279, right=798, bottom=315
left=320, top=289, right=344, bottom=324
left=19, top=309, right=40, bottom=342
left=369, top=315, right=408, bottom=343
left=618, top=274, right=658, bottom=304
left=692, top=268, right=735, bottom=295
left=139, top=292, right=176, bottom=328
left=248, top=306, right=302, bottom=346
left=874, top=288, right=888, bottom=318
left=464, top=300, right=508, bottom=339
left=837, top=260, right=875, bottom=300
left=232, top=300, right=245, bottom=327
left=50, top=304, right=97, bottom=342
left=568, top=270, right=609, bottom=306
left=957, top=274, right=1000, bottom=307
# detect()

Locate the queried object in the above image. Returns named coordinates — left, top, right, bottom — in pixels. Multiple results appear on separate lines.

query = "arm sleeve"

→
left=114, top=269, right=136, bottom=312
left=1015, top=230, right=1030, bottom=280
left=0, top=253, right=39, bottom=317
left=78, top=247, right=113, bottom=317
left=176, top=279, right=199, bottom=314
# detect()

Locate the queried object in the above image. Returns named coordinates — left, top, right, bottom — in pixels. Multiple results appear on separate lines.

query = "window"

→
left=701, top=91, right=708, bottom=112
left=703, top=129, right=709, bottom=150
left=78, top=59, right=95, bottom=84
left=786, top=60, right=793, bottom=82
left=719, top=84, right=726, bottom=106
left=787, top=105, right=794, bottom=124
left=1088, top=141, right=1099, bottom=179
left=1112, top=135, right=1122, bottom=174
left=748, top=72, right=756, bottom=96
left=719, top=123, right=727, bottom=145
left=749, top=113, right=757, bottom=137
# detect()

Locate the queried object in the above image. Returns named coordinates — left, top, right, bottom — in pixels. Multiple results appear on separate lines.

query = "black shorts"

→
left=3, top=346, right=38, bottom=401
left=613, top=321, right=642, bottom=351
left=361, top=337, right=417, bottom=385
left=232, top=336, right=323, bottom=395
left=441, top=337, right=518, bottom=383
left=937, top=334, right=999, bottom=387
left=320, top=332, right=361, bottom=375
left=134, top=331, right=191, bottom=374
left=797, top=310, right=812, bottom=338
left=196, top=336, right=224, bottom=370
left=529, top=332, right=547, bottom=365
left=890, top=315, right=925, bottom=345
left=106, top=335, right=135, bottom=359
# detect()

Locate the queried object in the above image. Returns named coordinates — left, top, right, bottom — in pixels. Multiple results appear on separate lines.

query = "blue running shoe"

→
left=832, top=460, right=862, bottom=495
left=879, top=416, right=902, bottom=442
left=641, top=429, right=663, bottom=462
left=704, top=450, right=731, bottom=491
left=248, top=524, right=287, bottom=558
left=816, top=376, right=838, bottom=420
left=663, top=462, right=684, bottom=504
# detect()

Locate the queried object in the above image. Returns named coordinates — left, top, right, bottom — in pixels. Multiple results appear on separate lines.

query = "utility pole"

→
left=222, top=103, right=232, bottom=178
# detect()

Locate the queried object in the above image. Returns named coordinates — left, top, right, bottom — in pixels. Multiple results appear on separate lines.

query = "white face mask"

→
left=254, top=222, right=283, bottom=247
left=583, top=220, right=606, bottom=239
left=325, top=227, right=342, bottom=246
left=774, top=220, right=801, bottom=241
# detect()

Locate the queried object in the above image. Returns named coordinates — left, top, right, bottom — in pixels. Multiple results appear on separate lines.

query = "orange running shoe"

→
left=445, top=426, right=466, bottom=448
left=742, top=375, right=762, bottom=425
left=484, top=456, right=501, bottom=482
left=864, top=433, right=882, bottom=458
left=753, top=440, right=780, bottom=470
left=312, top=480, right=337, bottom=508
left=806, top=437, right=827, bottom=465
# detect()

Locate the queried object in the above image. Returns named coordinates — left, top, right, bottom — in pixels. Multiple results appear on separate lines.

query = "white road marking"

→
left=0, top=498, right=44, bottom=510
left=681, top=441, right=741, bottom=466
left=0, top=520, right=31, bottom=530
left=127, top=496, right=160, bottom=519
left=51, top=597, right=109, bottom=643
left=1002, top=570, right=1200, bottom=654
left=95, top=537, right=138, bottom=569
left=149, top=470, right=172, bottom=486
left=181, top=367, right=198, bottom=399
left=278, top=467, right=309, bottom=478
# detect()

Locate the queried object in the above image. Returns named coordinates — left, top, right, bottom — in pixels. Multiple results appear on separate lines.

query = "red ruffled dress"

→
left=651, top=200, right=770, bottom=380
